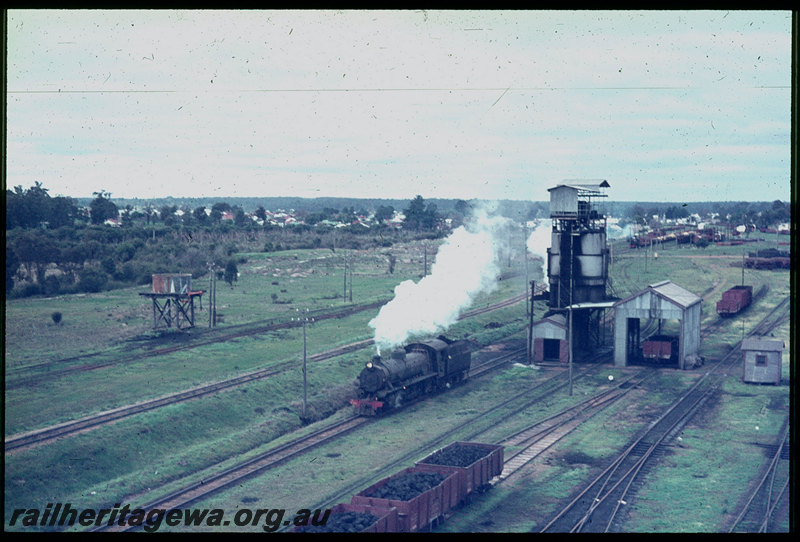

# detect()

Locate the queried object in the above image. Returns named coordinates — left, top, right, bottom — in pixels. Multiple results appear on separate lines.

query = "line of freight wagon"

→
left=292, top=441, right=504, bottom=533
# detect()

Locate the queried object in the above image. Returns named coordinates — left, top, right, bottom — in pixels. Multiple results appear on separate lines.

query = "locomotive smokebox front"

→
left=358, top=355, right=386, bottom=393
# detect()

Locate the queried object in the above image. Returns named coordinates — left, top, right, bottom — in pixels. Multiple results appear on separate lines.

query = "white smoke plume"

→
left=369, top=206, right=511, bottom=353
left=607, top=222, right=634, bottom=239
left=526, top=218, right=552, bottom=281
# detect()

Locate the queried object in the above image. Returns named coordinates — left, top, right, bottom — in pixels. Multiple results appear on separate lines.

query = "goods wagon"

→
left=313, top=441, right=504, bottom=532
left=642, top=334, right=678, bottom=362
left=415, top=441, right=504, bottom=503
left=716, top=285, right=752, bottom=316
left=350, top=466, right=460, bottom=532
left=291, top=503, right=398, bottom=533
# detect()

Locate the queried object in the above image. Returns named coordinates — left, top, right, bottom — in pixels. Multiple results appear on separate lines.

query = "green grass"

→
left=4, top=235, right=789, bottom=532
left=624, top=375, right=790, bottom=532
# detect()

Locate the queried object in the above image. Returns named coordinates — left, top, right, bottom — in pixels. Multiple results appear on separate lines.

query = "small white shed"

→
left=741, top=337, right=784, bottom=385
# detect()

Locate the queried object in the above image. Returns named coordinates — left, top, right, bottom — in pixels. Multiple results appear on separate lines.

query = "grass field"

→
left=4, top=233, right=791, bottom=532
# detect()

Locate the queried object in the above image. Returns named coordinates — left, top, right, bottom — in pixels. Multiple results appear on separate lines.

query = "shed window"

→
left=755, top=354, right=767, bottom=366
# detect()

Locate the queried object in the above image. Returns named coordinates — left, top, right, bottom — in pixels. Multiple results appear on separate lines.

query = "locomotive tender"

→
left=350, top=336, right=471, bottom=415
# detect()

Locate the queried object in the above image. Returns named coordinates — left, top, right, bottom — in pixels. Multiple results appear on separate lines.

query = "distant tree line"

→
left=6, top=182, right=790, bottom=299
left=5, top=184, right=454, bottom=298
left=627, top=200, right=790, bottom=229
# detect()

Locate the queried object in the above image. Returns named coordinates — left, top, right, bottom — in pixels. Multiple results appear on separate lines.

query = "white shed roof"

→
left=615, top=280, right=702, bottom=310
left=648, top=280, right=702, bottom=309
left=532, top=314, right=567, bottom=329
left=741, top=337, right=785, bottom=352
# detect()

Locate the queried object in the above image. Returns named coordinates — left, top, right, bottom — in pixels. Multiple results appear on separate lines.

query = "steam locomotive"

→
left=350, top=336, right=472, bottom=416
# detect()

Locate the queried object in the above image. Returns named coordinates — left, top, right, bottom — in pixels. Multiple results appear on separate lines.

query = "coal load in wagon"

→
left=294, top=511, right=378, bottom=533
left=422, top=443, right=491, bottom=467
left=362, top=472, right=446, bottom=501
left=416, top=441, right=504, bottom=503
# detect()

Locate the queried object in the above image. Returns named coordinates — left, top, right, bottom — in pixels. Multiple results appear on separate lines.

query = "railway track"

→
left=726, top=417, right=791, bottom=533
left=92, top=343, right=537, bottom=532
left=6, top=300, right=390, bottom=389
left=10, top=279, right=533, bottom=389
left=6, top=293, right=527, bottom=453
left=489, top=369, right=658, bottom=484
left=4, top=340, right=373, bottom=453
left=14, top=286, right=788, bottom=532
left=537, top=294, right=790, bottom=533
left=91, top=415, right=370, bottom=532
left=298, top=353, right=612, bottom=527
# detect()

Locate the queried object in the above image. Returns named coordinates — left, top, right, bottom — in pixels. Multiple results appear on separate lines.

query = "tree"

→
left=630, top=204, right=647, bottom=223
left=665, top=205, right=689, bottom=220
left=421, top=202, right=439, bottom=230
left=224, top=259, right=238, bottom=287
left=5, top=182, right=77, bottom=229
left=374, top=205, right=395, bottom=224
left=211, top=202, right=231, bottom=223
left=193, top=206, right=208, bottom=224
left=233, top=207, right=247, bottom=227
left=11, top=230, right=59, bottom=284
left=89, top=190, right=119, bottom=224
left=120, top=204, right=134, bottom=227
left=78, top=267, right=108, bottom=292
left=403, top=195, right=428, bottom=230
left=6, top=245, right=20, bottom=292
left=159, top=205, right=178, bottom=225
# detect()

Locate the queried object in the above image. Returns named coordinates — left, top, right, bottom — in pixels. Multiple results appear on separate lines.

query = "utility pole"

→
left=295, top=308, right=314, bottom=420
left=569, top=229, right=574, bottom=397
left=343, top=252, right=347, bottom=302
left=208, top=263, right=213, bottom=328
left=528, top=280, right=535, bottom=364
left=742, top=246, right=745, bottom=286
left=207, top=261, right=217, bottom=328
left=524, top=223, right=530, bottom=317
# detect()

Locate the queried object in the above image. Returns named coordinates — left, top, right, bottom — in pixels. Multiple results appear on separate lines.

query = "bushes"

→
left=5, top=219, right=451, bottom=298
left=43, top=275, right=63, bottom=296
left=78, top=268, right=109, bottom=293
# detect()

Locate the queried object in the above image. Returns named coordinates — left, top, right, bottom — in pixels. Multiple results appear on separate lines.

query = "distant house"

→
left=104, top=218, right=121, bottom=227
left=386, top=211, right=405, bottom=229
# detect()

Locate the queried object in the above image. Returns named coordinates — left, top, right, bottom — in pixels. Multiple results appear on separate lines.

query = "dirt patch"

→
left=557, top=450, right=605, bottom=468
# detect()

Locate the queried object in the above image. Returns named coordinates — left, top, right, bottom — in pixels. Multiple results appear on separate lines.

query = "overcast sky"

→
left=6, top=9, right=792, bottom=203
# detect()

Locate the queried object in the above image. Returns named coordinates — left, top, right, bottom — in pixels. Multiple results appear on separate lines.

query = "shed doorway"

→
left=543, top=339, right=561, bottom=361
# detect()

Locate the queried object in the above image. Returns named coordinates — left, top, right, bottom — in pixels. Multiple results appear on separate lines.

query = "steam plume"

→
left=526, top=218, right=552, bottom=281
left=369, top=207, right=510, bottom=353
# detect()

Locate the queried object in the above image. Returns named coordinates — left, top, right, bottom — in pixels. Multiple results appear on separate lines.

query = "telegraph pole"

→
left=528, top=280, right=535, bottom=364
left=524, top=222, right=530, bottom=317
left=295, top=308, right=314, bottom=419
left=568, top=227, right=574, bottom=397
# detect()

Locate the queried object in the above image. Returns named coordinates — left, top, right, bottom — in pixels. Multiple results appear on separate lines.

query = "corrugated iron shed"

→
left=741, top=337, right=784, bottom=385
left=612, top=280, right=702, bottom=369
